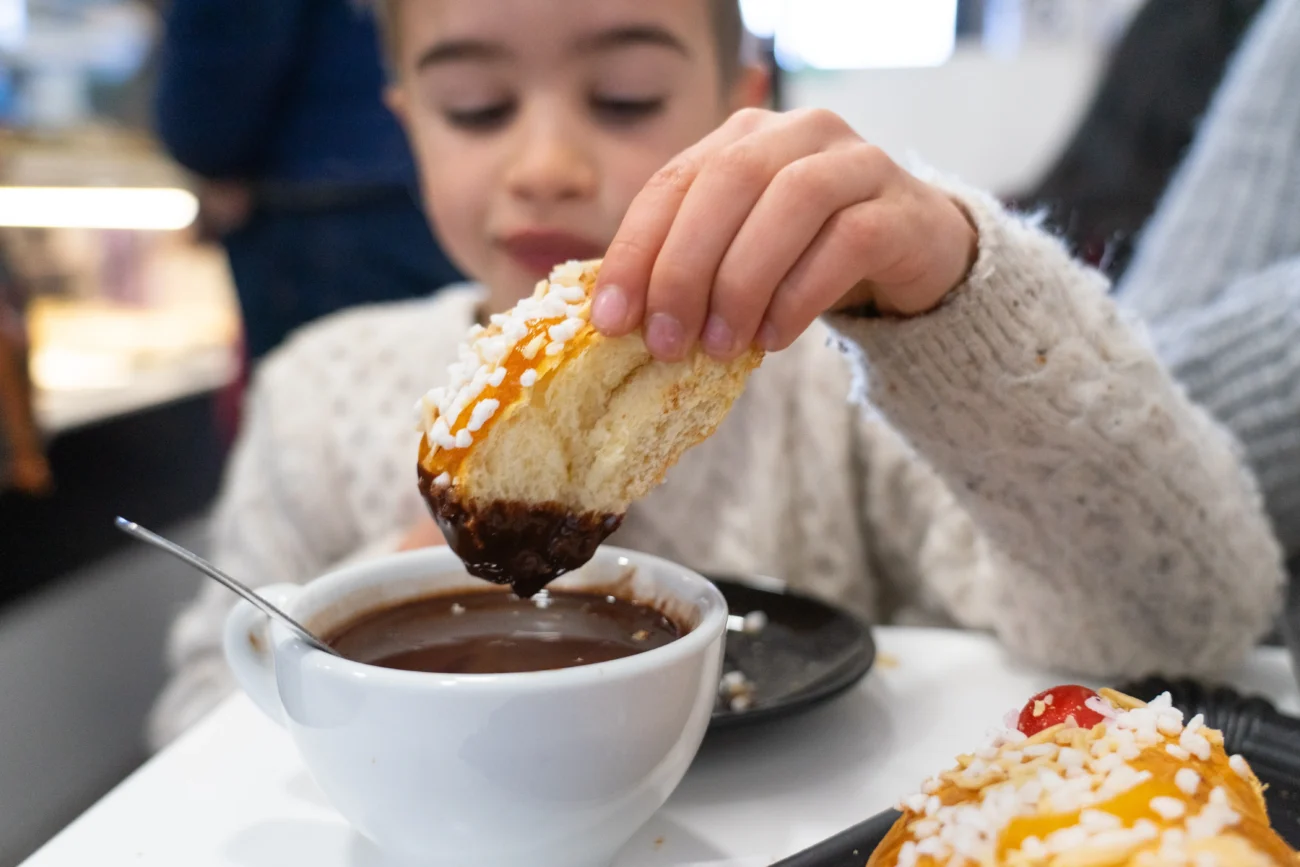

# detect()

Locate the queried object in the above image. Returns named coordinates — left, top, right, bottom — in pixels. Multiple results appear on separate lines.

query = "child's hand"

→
left=593, top=108, right=978, bottom=361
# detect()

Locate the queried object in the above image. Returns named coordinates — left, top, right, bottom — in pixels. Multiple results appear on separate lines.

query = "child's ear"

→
left=384, top=85, right=411, bottom=130
left=728, top=64, right=771, bottom=112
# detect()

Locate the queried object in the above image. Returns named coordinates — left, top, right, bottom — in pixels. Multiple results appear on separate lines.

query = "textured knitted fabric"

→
left=1119, top=0, right=1300, bottom=557
left=147, top=178, right=1285, bottom=749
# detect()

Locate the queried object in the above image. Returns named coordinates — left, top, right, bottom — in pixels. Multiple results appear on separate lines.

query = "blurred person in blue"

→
left=154, top=0, right=463, bottom=364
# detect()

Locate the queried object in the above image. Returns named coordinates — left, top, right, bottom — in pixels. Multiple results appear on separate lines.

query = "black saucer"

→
left=706, top=575, right=875, bottom=731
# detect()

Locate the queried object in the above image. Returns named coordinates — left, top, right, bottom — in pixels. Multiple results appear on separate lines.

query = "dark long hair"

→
left=1016, top=0, right=1265, bottom=278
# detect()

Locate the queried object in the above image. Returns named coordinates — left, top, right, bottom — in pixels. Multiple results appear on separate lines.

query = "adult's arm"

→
left=1118, top=0, right=1300, bottom=554
left=154, top=0, right=310, bottom=177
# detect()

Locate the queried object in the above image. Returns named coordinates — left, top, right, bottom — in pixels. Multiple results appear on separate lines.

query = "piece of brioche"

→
left=872, top=686, right=1296, bottom=867
left=414, top=259, right=762, bottom=594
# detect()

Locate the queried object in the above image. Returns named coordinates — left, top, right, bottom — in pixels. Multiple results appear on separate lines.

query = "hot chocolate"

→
left=324, top=587, right=680, bottom=674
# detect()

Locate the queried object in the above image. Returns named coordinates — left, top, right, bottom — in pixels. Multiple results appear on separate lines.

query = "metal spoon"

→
left=115, top=516, right=340, bottom=657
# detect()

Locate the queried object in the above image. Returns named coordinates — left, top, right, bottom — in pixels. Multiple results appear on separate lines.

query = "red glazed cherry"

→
left=1017, top=685, right=1106, bottom=736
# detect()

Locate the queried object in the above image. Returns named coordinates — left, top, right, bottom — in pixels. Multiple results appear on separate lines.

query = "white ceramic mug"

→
left=224, top=545, right=728, bottom=867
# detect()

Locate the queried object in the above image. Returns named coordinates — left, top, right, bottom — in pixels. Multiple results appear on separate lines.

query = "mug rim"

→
left=266, top=545, right=729, bottom=692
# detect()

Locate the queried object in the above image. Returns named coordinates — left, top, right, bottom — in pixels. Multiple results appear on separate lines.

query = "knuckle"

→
left=648, top=260, right=697, bottom=307
left=713, top=141, right=769, bottom=188
left=647, top=159, right=696, bottom=195
left=830, top=204, right=880, bottom=243
left=772, top=155, right=833, bottom=204
left=604, top=235, right=652, bottom=265
left=794, top=106, right=847, bottom=136
left=728, top=106, right=770, bottom=132
left=854, top=142, right=895, bottom=176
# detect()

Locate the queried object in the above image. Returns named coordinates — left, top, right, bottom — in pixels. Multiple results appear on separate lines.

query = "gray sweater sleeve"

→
left=1117, top=0, right=1300, bottom=555
left=1144, top=262, right=1300, bottom=555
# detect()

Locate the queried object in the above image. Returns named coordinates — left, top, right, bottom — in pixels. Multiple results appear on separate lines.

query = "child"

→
left=150, top=0, right=1284, bottom=747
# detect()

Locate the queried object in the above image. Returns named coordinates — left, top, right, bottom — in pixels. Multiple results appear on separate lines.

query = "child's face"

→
left=386, top=0, right=765, bottom=309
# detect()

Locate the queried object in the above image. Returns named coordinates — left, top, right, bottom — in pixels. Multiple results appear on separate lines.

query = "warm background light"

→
left=0, top=186, right=199, bottom=231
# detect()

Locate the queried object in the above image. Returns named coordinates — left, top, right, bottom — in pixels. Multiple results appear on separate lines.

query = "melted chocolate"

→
left=419, top=465, right=622, bottom=597
left=324, top=587, right=679, bottom=674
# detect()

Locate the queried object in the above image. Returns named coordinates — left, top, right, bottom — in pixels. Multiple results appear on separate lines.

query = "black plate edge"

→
left=709, top=642, right=876, bottom=730
left=1116, top=678, right=1300, bottom=759
left=705, top=574, right=876, bottom=730
left=773, top=808, right=901, bottom=867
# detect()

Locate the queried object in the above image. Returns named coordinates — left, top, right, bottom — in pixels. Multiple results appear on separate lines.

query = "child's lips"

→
left=499, top=231, right=605, bottom=278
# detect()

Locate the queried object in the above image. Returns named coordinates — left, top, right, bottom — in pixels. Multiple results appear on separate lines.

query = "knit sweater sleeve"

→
left=832, top=178, right=1284, bottom=678
left=1116, top=0, right=1300, bottom=557
left=1142, top=262, right=1300, bottom=557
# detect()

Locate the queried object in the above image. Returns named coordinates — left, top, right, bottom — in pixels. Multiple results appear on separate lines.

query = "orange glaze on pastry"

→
left=870, top=687, right=1297, bottom=867
left=415, top=260, right=598, bottom=485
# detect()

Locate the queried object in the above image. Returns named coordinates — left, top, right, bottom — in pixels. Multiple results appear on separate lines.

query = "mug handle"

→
left=222, top=583, right=303, bottom=726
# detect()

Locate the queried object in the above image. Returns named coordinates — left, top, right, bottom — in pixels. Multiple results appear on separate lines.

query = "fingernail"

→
left=702, top=314, right=735, bottom=357
left=591, top=285, right=628, bottom=332
left=757, top=321, right=780, bottom=351
left=646, top=313, right=686, bottom=359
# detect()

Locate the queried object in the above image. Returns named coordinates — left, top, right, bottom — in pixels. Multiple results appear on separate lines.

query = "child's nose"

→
left=505, top=113, right=598, bottom=204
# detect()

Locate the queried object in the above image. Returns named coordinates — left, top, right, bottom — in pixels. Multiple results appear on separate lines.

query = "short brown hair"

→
left=369, top=0, right=744, bottom=81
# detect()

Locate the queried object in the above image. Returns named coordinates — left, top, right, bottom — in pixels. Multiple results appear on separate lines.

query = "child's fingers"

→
left=646, top=115, right=849, bottom=360
left=595, top=112, right=767, bottom=337
left=707, top=145, right=890, bottom=359
left=594, top=166, right=690, bottom=338
left=758, top=201, right=898, bottom=351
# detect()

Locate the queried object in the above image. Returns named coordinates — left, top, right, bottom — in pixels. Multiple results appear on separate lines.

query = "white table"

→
left=22, top=628, right=1299, bottom=867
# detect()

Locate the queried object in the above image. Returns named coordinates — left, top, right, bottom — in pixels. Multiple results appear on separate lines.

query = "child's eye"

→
left=443, top=102, right=516, bottom=131
left=590, top=96, right=665, bottom=124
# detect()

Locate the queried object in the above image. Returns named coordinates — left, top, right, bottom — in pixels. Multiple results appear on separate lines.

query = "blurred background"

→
left=0, top=0, right=1255, bottom=862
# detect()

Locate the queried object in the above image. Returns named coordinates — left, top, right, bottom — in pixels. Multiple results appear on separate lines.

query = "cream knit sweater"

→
left=148, top=179, right=1285, bottom=748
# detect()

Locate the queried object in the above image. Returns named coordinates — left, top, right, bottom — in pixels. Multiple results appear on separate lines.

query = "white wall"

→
left=785, top=43, right=1106, bottom=195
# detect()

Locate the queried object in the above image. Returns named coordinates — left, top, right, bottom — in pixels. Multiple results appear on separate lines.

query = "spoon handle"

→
left=115, top=517, right=340, bottom=657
